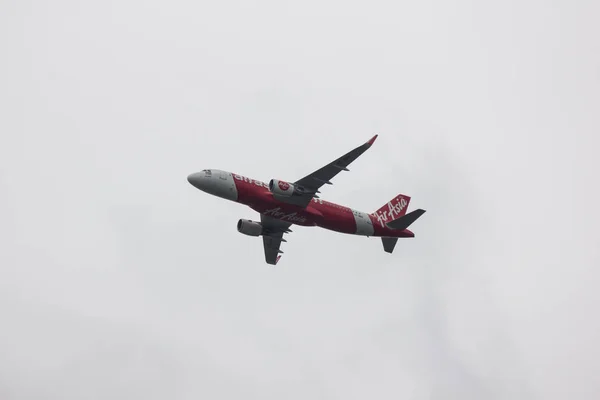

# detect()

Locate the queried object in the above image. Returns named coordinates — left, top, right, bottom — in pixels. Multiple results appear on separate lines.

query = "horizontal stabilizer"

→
left=386, top=209, right=426, bottom=230
left=381, top=237, right=398, bottom=253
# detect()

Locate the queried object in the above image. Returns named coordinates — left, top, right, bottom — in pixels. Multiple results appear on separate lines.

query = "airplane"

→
left=187, top=135, right=426, bottom=265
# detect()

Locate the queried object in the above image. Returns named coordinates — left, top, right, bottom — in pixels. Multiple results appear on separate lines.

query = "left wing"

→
left=260, top=215, right=292, bottom=265
left=293, top=134, right=378, bottom=207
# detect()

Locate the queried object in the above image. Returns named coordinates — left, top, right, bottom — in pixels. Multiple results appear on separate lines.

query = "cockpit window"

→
left=202, top=169, right=212, bottom=176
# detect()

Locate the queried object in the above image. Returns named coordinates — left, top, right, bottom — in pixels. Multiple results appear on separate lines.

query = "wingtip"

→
left=367, top=134, right=378, bottom=146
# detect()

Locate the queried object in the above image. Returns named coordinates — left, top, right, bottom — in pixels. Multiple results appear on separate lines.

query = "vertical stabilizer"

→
left=372, top=194, right=411, bottom=228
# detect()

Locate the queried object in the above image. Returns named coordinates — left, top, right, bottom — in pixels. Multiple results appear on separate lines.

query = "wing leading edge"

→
left=292, top=134, right=378, bottom=207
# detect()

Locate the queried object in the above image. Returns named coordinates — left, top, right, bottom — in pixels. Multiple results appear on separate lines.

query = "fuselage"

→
left=187, top=169, right=413, bottom=238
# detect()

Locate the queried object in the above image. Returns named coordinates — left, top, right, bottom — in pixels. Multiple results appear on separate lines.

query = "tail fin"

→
left=372, top=194, right=411, bottom=228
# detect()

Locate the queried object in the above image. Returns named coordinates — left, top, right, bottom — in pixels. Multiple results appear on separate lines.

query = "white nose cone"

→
left=187, top=172, right=207, bottom=190
left=187, top=170, right=238, bottom=201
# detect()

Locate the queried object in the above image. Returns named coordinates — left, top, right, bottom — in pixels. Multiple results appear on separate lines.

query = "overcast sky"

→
left=1, top=0, right=599, bottom=399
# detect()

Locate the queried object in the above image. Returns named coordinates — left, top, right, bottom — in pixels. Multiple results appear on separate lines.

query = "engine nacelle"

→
left=269, top=179, right=297, bottom=197
left=237, top=219, right=263, bottom=236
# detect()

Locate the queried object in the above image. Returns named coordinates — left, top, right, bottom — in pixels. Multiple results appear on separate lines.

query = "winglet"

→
left=367, top=134, right=378, bottom=146
left=275, top=255, right=281, bottom=264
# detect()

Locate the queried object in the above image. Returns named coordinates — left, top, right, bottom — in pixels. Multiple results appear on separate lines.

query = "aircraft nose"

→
left=187, top=172, right=205, bottom=189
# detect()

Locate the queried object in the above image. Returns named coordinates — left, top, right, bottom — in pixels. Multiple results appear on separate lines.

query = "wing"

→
left=293, top=134, right=378, bottom=207
left=260, top=214, right=292, bottom=265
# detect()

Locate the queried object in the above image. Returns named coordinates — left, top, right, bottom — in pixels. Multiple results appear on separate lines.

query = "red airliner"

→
left=187, top=135, right=425, bottom=265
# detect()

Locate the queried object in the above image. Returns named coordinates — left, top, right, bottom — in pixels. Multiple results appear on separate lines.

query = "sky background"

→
left=1, top=0, right=599, bottom=399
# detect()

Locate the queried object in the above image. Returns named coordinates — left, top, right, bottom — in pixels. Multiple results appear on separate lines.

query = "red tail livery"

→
left=373, top=194, right=411, bottom=227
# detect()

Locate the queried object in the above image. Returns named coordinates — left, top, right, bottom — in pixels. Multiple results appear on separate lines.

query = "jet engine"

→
left=237, top=219, right=263, bottom=236
left=269, top=179, right=297, bottom=197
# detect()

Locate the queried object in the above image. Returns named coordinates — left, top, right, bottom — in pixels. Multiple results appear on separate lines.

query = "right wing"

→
left=260, top=214, right=292, bottom=265
left=290, top=134, right=379, bottom=207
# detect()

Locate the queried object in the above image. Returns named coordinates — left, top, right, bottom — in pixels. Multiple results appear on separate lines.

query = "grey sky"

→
left=1, top=0, right=599, bottom=399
